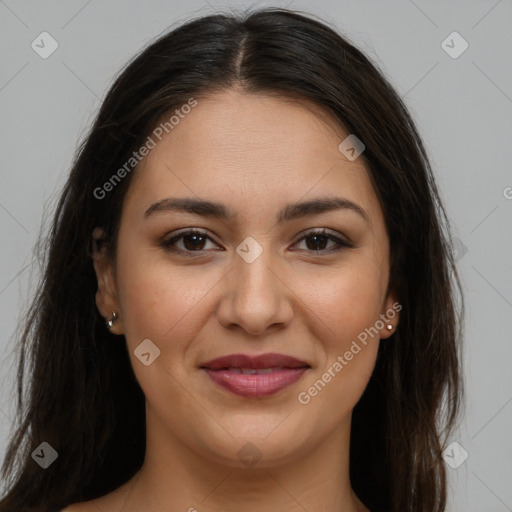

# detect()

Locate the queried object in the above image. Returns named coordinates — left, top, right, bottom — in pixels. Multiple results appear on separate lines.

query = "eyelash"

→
left=160, top=228, right=353, bottom=257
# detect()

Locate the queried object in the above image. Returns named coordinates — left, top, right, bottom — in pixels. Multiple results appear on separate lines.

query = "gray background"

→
left=1, top=1, right=511, bottom=510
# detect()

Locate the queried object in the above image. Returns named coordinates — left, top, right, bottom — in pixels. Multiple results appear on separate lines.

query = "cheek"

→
left=114, top=252, right=213, bottom=409
left=114, top=245, right=213, bottom=350
left=294, top=259, right=385, bottom=402
left=300, top=259, right=387, bottom=343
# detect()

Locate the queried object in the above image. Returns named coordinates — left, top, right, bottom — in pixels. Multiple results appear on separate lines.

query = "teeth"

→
left=227, top=367, right=286, bottom=374
left=254, top=368, right=275, bottom=374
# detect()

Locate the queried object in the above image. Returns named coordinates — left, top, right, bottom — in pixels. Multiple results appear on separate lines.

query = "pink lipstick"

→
left=200, top=353, right=310, bottom=398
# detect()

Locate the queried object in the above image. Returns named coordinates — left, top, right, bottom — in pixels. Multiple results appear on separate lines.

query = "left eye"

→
left=161, top=229, right=351, bottom=255
left=293, top=230, right=351, bottom=252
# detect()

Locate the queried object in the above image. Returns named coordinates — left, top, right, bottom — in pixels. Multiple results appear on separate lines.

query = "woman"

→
left=0, top=7, right=464, bottom=512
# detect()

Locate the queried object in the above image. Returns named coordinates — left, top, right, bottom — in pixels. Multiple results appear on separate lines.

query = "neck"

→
left=117, top=407, right=369, bottom=512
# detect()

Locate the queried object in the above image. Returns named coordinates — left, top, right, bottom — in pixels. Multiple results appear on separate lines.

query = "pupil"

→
left=184, top=234, right=205, bottom=250
left=307, top=235, right=327, bottom=250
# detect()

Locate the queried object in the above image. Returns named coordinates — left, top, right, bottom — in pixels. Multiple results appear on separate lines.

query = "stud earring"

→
left=105, top=311, right=118, bottom=330
left=386, top=324, right=393, bottom=331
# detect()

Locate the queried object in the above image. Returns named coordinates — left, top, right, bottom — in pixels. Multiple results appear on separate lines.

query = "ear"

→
left=378, top=291, right=401, bottom=340
left=91, top=227, right=124, bottom=335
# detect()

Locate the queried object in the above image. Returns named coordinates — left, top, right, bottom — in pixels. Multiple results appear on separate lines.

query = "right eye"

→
left=160, top=229, right=222, bottom=256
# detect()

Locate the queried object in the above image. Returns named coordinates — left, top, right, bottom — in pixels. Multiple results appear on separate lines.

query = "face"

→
left=93, top=89, right=399, bottom=468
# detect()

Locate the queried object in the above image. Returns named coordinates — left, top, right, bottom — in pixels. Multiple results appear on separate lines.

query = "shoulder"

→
left=60, top=482, right=131, bottom=511
left=60, top=476, right=134, bottom=511
left=61, top=500, right=114, bottom=512
left=60, top=503, right=92, bottom=512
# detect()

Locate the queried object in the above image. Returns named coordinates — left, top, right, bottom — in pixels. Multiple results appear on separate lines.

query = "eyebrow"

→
left=144, top=196, right=371, bottom=226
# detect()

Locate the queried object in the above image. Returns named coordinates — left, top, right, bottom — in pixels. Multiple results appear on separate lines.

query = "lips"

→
left=200, top=353, right=310, bottom=398
left=201, top=353, right=309, bottom=370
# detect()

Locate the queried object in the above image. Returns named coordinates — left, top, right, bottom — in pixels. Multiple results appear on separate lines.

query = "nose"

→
left=216, top=247, right=294, bottom=336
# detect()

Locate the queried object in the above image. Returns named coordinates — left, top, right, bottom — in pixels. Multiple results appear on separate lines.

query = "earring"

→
left=105, top=311, right=118, bottom=330
left=386, top=324, right=393, bottom=331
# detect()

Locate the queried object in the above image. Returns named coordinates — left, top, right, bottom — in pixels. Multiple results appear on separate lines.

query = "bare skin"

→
left=65, top=89, right=399, bottom=512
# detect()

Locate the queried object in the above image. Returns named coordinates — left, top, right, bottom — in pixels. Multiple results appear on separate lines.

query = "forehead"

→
left=123, top=90, right=385, bottom=231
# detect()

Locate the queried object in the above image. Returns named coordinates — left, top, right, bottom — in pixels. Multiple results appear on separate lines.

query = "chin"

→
left=189, top=417, right=315, bottom=469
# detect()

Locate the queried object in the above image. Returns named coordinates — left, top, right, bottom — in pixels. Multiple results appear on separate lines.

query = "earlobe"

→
left=105, top=311, right=119, bottom=330
left=92, top=227, right=124, bottom=334
left=379, top=292, right=401, bottom=340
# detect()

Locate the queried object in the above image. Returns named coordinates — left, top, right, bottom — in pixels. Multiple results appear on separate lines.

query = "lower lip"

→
left=203, top=368, right=308, bottom=398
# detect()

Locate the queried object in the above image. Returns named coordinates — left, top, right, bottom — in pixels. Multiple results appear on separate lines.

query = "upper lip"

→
left=200, top=352, right=310, bottom=370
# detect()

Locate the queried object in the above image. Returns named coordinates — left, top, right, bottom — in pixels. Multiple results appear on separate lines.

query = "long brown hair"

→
left=0, top=8, right=464, bottom=511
